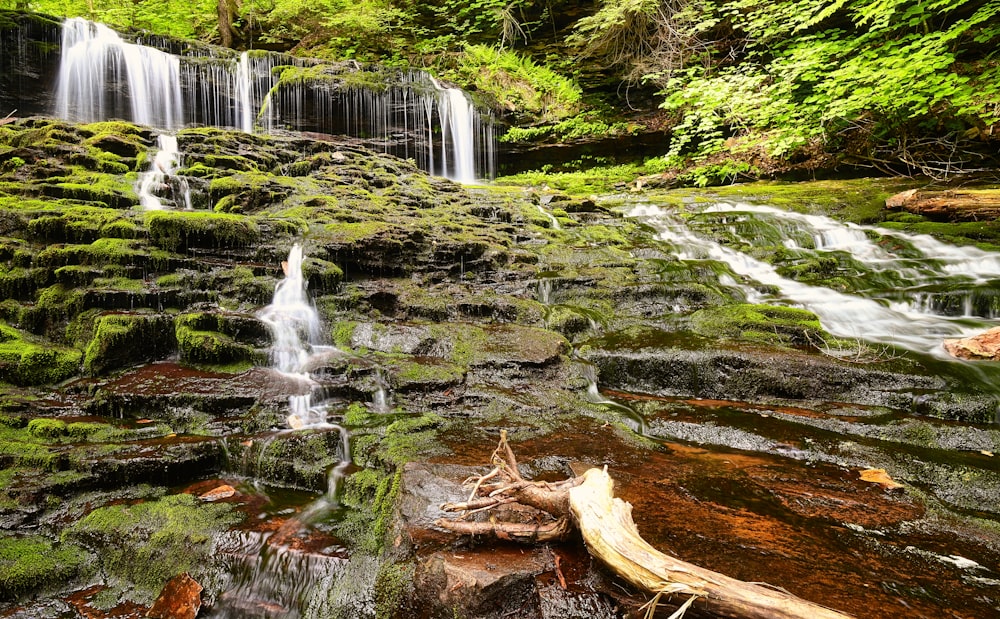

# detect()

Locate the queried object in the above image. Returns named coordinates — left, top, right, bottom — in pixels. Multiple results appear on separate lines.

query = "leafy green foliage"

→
left=452, top=44, right=582, bottom=121
left=635, top=0, right=1000, bottom=168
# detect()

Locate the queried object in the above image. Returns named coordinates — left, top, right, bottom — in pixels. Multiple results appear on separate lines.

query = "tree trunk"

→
left=218, top=0, right=238, bottom=49
left=436, top=433, right=853, bottom=618
left=569, top=467, right=852, bottom=619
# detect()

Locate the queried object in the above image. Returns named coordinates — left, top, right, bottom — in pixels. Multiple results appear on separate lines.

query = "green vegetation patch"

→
left=174, top=312, right=260, bottom=368
left=0, top=323, right=81, bottom=386
left=83, top=313, right=176, bottom=376
left=0, top=535, right=89, bottom=602
left=689, top=303, right=824, bottom=347
left=453, top=45, right=581, bottom=122
left=146, top=211, right=260, bottom=251
left=62, top=493, right=242, bottom=604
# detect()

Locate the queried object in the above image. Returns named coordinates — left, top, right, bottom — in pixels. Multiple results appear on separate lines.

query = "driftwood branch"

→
left=436, top=432, right=853, bottom=619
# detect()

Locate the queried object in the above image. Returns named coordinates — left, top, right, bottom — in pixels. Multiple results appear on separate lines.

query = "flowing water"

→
left=136, top=134, right=192, bottom=210
left=50, top=18, right=496, bottom=181
left=627, top=200, right=1000, bottom=358
left=55, top=17, right=183, bottom=128
left=208, top=245, right=353, bottom=618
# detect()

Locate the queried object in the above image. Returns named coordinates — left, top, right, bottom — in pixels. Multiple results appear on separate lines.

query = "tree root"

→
left=435, top=431, right=853, bottom=619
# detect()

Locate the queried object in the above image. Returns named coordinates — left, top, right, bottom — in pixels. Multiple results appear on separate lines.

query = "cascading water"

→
left=210, top=245, right=354, bottom=618
left=55, top=17, right=183, bottom=128
left=51, top=18, right=496, bottom=181
left=628, top=201, right=1000, bottom=357
left=136, top=134, right=192, bottom=210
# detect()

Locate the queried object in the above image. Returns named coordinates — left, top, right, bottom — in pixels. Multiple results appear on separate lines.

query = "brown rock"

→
left=943, top=327, right=1000, bottom=361
left=146, top=573, right=202, bottom=619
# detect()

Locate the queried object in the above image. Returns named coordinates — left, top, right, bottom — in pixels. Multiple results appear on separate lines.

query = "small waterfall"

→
left=536, top=196, right=561, bottom=229
left=257, top=244, right=322, bottom=379
left=371, top=368, right=391, bottom=413
left=55, top=17, right=183, bottom=128
left=537, top=278, right=554, bottom=305
left=580, top=362, right=646, bottom=434
left=435, top=82, right=476, bottom=183
left=136, top=134, right=192, bottom=210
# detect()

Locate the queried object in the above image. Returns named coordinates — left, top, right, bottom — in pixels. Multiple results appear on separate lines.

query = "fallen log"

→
left=436, top=432, right=852, bottom=619
left=885, top=188, right=1000, bottom=221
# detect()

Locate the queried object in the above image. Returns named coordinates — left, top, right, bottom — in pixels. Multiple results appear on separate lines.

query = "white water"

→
left=136, top=134, right=192, bottom=210
left=55, top=18, right=182, bottom=128
left=53, top=18, right=496, bottom=181
left=629, top=202, right=997, bottom=357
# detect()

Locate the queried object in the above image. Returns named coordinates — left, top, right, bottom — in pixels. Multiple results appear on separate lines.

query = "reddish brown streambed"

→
left=434, top=412, right=999, bottom=618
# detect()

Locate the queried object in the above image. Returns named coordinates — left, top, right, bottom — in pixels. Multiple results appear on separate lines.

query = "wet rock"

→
left=239, top=427, right=347, bottom=491
left=146, top=572, right=202, bottom=619
left=83, top=313, right=176, bottom=376
left=584, top=331, right=941, bottom=410
left=944, top=326, right=1000, bottom=361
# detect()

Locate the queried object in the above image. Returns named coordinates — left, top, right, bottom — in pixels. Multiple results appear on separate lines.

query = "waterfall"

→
left=136, top=134, right=191, bottom=210
left=628, top=202, right=1000, bottom=357
left=50, top=18, right=497, bottom=180
left=55, top=17, right=182, bottom=128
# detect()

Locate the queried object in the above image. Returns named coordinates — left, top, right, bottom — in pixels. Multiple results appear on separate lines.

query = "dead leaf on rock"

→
left=198, top=484, right=237, bottom=502
left=859, top=468, right=904, bottom=490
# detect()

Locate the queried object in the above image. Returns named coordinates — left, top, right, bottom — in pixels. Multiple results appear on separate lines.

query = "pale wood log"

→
left=886, top=188, right=1000, bottom=221
left=568, top=467, right=853, bottom=619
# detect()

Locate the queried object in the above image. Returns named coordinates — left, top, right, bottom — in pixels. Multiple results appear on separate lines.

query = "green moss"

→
left=174, top=313, right=258, bottom=366
left=0, top=323, right=81, bottom=385
left=331, top=321, right=358, bottom=348
left=323, top=221, right=393, bottom=244
left=83, top=314, right=175, bottom=376
left=0, top=439, right=59, bottom=471
left=338, top=412, right=444, bottom=552
left=689, top=303, right=824, bottom=347
left=0, top=535, right=89, bottom=602
left=61, top=493, right=241, bottom=604
left=146, top=211, right=261, bottom=251
left=391, top=358, right=465, bottom=388
left=26, top=419, right=67, bottom=439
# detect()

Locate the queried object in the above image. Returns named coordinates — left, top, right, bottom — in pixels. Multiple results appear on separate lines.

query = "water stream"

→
left=627, top=201, right=999, bottom=358
left=209, top=244, right=353, bottom=617
left=136, top=134, right=192, bottom=210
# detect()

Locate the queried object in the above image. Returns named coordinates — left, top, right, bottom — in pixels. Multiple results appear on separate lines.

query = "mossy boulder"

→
left=0, top=323, right=81, bottom=385
left=0, top=535, right=89, bottom=602
left=83, top=313, right=176, bottom=376
left=689, top=303, right=824, bottom=347
left=244, top=427, right=347, bottom=491
left=146, top=211, right=260, bottom=251
left=174, top=312, right=261, bottom=367
left=61, top=493, right=241, bottom=604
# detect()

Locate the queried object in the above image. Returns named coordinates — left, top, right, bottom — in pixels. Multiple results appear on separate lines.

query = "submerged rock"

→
left=146, top=572, right=202, bottom=619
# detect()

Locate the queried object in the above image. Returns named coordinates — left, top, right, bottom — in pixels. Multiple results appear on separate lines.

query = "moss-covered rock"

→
left=0, top=535, right=89, bottom=602
left=61, top=493, right=241, bottom=604
left=83, top=313, right=176, bottom=376
left=174, top=312, right=261, bottom=367
left=689, top=303, right=824, bottom=347
left=146, top=210, right=261, bottom=251
left=0, top=322, right=81, bottom=385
